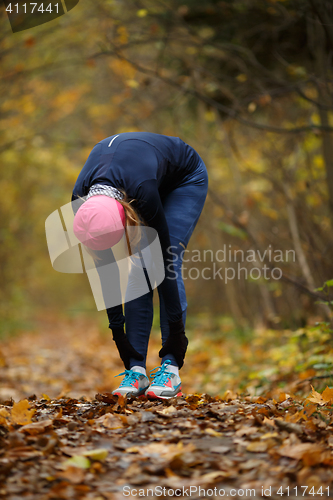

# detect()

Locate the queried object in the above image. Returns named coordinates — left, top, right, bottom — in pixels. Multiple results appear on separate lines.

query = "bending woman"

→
left=72, top=132, right=208, bottom=399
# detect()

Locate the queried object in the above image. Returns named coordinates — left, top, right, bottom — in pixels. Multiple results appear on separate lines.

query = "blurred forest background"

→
left=1, top=0, right=333, bottom=349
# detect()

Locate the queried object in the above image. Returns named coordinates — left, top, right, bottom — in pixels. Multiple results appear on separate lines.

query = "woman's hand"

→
left=111, top=327, right=144, bottom=369
left=159, top=319, right=188, bottom=369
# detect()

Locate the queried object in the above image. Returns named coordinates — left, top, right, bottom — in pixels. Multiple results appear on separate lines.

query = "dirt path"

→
left=0, top=320, right=332, bottom=499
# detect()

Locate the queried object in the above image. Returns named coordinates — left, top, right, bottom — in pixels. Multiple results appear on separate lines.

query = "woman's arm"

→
left=93, top=247, right=125, bottom=328
left=94, top=247, right=143, bottom=369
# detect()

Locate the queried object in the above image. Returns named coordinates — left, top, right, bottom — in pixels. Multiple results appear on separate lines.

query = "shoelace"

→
left=149, top=360, right=173, bottom=386
left=115, top=370, right=142, bottom=387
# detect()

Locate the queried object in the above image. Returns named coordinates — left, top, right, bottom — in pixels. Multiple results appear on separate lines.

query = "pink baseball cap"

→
left=73, top=195, right=126, bottom=250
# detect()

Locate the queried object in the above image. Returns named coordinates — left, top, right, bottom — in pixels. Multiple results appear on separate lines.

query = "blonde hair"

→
left=83, top=191, right=143, bottom=262
left=118, top=190, right=143, bottom=255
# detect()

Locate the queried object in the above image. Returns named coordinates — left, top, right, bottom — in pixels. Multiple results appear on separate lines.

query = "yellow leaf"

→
left=246, top=441, right=268, bottom=452
left=0, top=408, right=10, bottom=426
left=205, top=428, right=223, bottom=437
left=321, top=386, right=333, bottom=403
left=82, top=449, right=108, bottom=461
left=116, top=26, right=128, bottom=45
left=236, top=73, right=247, bottom=82
left=308, top=385, right=330, bottom=406
left=137, top=9, right=148, bottom=17
left=110, top=59, right=136, bottom=79
left=11, top=400, right=35, bottom=425
left=62, top=456, right=90, bottom=469
left=204, top=110, right=215, bottom=122
left=126, top=79, right=139, bottom=89
left=260, top=432, right=278, bottom=439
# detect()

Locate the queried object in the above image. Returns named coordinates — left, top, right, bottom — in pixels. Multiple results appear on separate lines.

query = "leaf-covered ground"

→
left=1, top=318, right=333, bottom=499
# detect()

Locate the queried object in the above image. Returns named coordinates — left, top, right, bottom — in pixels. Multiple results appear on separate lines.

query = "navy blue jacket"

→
left=72, top=132, right=201, bottom=328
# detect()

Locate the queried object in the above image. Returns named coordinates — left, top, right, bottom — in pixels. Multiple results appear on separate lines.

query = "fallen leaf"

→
left=82, top=448, right=108, bottom=461
left=199, top=471, right=231, bottom=483
left=239, top=459, right=266, bottom=470
left=19, top=419, right=53, bottom=435
left=235, top=426, right=258, bottom=436
left=299, top=403, right=317, bottom=420
left=133, top=441, right=195, bottom=459
left=262, top=417, right=275, bottom=426
left=10, top=400, right=35, bottom=425
left=321, top=386, right=333, bottom=403
left=0, top=407, right=10, bottom=426
left=223, top=389, right=238, bottom=401
left=210, top=445, right=231, bottom=454
left=185, top=394, right=200, bottom=405
left=116, top=394, right=126, bottom=408
left=308, top=385, right=333, bottom=406
left=61, top=446, right=89, bottom=457
left=274, top=419, right=303, bottom=435
left=205, top=428, right=223, bottom=437
left=277, top=442, right=324, bottom=465
left=260, top=431, right=279, bottom=439
left=246, top=441, right=268, bottom=452
left=125, top=446, right=140, bottom=453
left=6, top=446, right=42, bottom=460
left=95, top=413, right=123, bottom=429
left=57, top=465, right=86, bottom=484
left=61, top=455, right=91, bottom=469
left=156, top=405, right=177, bottom=417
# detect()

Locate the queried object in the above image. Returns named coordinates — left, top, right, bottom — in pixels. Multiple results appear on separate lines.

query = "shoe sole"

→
left=146, top=390, right=182, bottom=400
left=113, top=386, right=149, bottom=398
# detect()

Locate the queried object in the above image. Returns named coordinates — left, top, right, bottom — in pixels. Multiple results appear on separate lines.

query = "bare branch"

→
left=90, top=48, right=333, bottom=134
left=295, top=87, right=333, bottom=110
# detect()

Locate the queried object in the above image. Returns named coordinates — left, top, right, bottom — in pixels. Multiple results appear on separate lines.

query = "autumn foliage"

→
left=1, top=0, right=333, bottom=330
left=2, top=0, right=333, bottom=496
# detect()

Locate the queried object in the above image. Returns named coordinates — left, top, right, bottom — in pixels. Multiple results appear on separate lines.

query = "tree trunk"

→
left=307, top=2, right=333, bottom=223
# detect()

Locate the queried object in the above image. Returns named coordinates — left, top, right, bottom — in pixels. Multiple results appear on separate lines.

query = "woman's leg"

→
left=124, top=263, right=154, bottom=370
left=159, top=159, right=208, bottom=366
left=95, top=240, right=153, bottom=370
left=158, top=238, right=187, bottom=367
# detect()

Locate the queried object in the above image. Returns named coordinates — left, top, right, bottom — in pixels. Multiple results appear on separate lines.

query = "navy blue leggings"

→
left=125, top=159, right=208, bottom=368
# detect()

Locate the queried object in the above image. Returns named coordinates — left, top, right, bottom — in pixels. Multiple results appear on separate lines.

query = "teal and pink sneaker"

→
left=112, top=369, right=150, bottom=397
left=146, top=360, right=182, bottom=399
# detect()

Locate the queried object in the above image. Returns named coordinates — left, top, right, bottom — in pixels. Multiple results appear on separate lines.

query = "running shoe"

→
left=112, top=369, right=150, bottom=397
left=146, top=360, right=182, bottom=399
